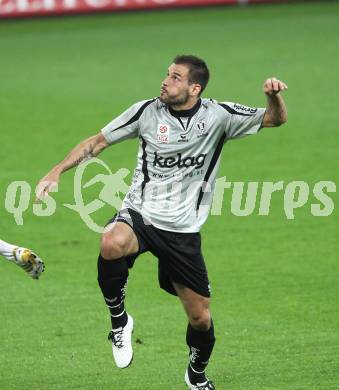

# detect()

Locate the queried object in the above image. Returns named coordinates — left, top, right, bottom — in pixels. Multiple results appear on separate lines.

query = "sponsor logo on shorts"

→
left=153, top=152, right=207, bottom=169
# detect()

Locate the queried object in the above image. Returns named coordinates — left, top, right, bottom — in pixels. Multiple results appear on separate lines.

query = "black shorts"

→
left=106, top=208, right=211, bottom=298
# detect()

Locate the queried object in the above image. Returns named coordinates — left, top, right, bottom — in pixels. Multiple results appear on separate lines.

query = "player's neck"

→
left=168, top=98, right=201, bottom=117
left=169, top=97, right=200, bottom=112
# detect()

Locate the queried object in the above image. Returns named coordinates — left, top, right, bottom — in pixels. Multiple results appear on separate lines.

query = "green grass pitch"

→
left=0, top=2, right=339, bottom=389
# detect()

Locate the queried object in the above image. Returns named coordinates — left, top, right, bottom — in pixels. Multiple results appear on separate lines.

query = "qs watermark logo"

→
left=5, top=158, right=130, bottom=233
left=3, top=157, right=337, bottom=233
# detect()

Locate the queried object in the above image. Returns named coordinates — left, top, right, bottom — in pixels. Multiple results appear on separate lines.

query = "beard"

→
left=159, top=90, right=190, bottom=107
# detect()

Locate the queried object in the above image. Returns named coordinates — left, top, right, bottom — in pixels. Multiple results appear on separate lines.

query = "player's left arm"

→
left=262, top=77, right=288, bottom=128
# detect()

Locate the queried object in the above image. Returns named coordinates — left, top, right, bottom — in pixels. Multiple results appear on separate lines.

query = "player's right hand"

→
left=35, top=169, right=60, bottom=201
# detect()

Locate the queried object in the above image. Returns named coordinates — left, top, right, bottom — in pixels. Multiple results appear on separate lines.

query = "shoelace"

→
left=108, top=329, right=124, bottom=349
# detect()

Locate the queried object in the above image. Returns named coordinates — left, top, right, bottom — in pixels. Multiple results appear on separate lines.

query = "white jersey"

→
left=101, top=98, right=265, bottom=232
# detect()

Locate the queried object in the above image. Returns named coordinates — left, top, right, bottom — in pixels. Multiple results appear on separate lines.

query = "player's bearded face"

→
left=160, top=64, right=192, bottom=106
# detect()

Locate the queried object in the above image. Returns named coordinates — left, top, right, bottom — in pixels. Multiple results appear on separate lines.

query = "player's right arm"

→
left=37, top=99, right=153, bottom=200
left=36, top=133, right=108, bottom=200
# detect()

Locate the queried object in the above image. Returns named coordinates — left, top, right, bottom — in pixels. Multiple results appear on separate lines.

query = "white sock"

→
left=0, top=239, right=17, bottom=261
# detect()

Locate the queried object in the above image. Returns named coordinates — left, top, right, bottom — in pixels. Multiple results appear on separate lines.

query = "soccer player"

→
left=0, top=239, right=45, bottom=279
left=37, top=55, right=287, bottom=389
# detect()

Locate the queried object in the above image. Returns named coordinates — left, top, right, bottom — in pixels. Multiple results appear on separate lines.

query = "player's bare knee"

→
left=189, top=310, right=211, bottom=331
left=100, top=233, right=127, bottom=260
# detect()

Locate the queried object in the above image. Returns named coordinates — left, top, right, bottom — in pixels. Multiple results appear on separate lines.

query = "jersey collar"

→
left=168, top=98, right=201, bottom=118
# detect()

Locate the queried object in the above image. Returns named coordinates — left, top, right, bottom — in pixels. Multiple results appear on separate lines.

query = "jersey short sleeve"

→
left=220, top=102, right=266, bottom=140
left=101, top=100, right=153, bottom=145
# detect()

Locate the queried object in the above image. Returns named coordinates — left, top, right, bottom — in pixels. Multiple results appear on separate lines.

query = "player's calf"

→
left=97, top=254, right=129, bottom=327
left=185, top=321, right=216, bottom=389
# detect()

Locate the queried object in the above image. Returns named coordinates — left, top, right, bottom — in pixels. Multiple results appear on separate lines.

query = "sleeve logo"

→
left=233, top=103, right=257, bottom=114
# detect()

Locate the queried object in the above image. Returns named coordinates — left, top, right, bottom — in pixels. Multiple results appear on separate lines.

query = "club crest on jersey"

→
left=196, top=121, right=208, bottom=137
left=157, top=124, right=170, bottom=144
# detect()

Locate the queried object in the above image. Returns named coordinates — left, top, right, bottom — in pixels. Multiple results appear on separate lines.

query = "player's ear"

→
left=190, top=83, right=202, bottom=97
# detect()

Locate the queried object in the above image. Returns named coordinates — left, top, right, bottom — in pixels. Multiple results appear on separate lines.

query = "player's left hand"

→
left=264, top=77, right=288, bottom=96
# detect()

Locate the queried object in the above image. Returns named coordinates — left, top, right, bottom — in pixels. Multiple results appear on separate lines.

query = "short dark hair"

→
left=173, top=55, right=210, bottom=95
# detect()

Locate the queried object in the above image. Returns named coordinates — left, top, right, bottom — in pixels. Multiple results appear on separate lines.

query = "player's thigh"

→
left=101, top=221, right=139, bottom=257
left=173, top=282, right=211, bottom=320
